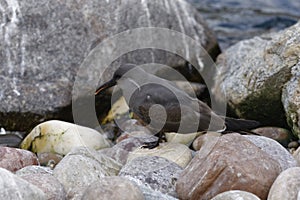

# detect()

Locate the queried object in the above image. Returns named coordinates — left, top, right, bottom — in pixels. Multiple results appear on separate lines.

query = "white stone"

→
left=21, top=120, right=110, bottom=155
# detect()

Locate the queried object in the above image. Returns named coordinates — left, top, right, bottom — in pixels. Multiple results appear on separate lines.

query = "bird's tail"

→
left=225, top=117, right=260, bottom=131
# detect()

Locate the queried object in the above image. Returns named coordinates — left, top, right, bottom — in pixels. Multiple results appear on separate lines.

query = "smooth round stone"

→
left=268, top=167, right=300, bottom=200
left=82, top=176, right=144, bottom=200
left=292, top=146, right=300, bottom=165
left=127, top=142, right=192, bottom=168
left=53, top=147, right=122, bottom=199
left=211, top=190, right=260, bottom=200
left=244, top=135, right=297, bottom=170
left=18, top=173, right=66, bottom=200
left=0, top=147, right=39, bottom=172
left=0, top=168, right=46, bottom=199
left=119, top=156, right=182, bottom=197
left=21, top=120, right=110, bottom=156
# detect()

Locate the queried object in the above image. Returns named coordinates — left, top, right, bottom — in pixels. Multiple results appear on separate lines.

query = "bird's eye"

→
left=146, top=95, right=151, bottom=100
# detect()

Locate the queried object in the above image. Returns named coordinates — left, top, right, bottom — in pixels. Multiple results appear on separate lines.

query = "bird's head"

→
left=95, top=63, right=137, bottom=95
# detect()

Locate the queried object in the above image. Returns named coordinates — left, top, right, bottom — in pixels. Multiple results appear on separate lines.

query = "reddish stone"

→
left=0, top=147, right=38, bottom=172
left=176, top=133, right=281, bottom=200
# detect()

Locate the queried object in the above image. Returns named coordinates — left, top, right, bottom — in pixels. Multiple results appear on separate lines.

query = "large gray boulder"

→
left=0, top=0, right=219, bottom=131
left=213, top=21, right=300, bottom=128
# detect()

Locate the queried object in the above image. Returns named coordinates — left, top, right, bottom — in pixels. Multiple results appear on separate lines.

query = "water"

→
left=187, top=0, right=300, bottom=49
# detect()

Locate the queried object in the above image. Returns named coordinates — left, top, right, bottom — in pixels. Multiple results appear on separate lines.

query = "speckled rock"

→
left=0, top=0, right=219, bottom=131
left=21, top=120, right=110, bottom=156
left=127, top=142, right=192, bottom=168
left=282, top=63, right=300, bottom=138
left=82, top=176, right=144, bottom=200
left=98, top=135, right=158, bottom=165
left=176, top=133, right=281, bottom=200
left=16, top=165, right=53, bottom=175
left=211, top=190, right=261, bottom=200
left=244, top=135, right=298, bottom=170
left=268, top=167, right=300, bottom=200
left=53, top=147, right=122, bottom=199
left=0, top=168, right=46, bottom=199
left=0, top=147, right=38, bottom=172
left=119, top=156, right=182, bottom=198
left=213, top=21, right=300, bottom=127
left=251, top=127, right=293, bottom=147
left=134, top=181, right=178, bottom=200
left=20, top=174, right=66, bottom=200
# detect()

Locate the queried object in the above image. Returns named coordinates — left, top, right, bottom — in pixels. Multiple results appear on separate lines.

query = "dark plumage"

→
left=96, top=64, right=260, bottom=146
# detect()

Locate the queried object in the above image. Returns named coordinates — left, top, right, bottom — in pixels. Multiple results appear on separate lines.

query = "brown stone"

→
left=0, top=147, right=38, bottom=172
left=176, top=133, right=281, bottom=200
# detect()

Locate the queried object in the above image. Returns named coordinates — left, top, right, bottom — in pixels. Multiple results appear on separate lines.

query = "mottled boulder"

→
left=0, top=168, right=46, bottom=199
left=19, top=174, right=66, bottom=200
left=282, top=63, right=300, bottom=138
left=176, top=133, right=281, bottom=200
left=244, top=135, right=297, bottom=170
left=211, top=190, right=260, bottom=200
left=0, top=147, right=38, bottom=172
left=0, top=0, right=219, bottom=131
left=53, top=147, right=122, bottom=199
left=213, top=21, right=300, bottom=127
left=82, top=176, right=144, bottom=200
left=268, top=167, right=300, bottom=200
left=119, top=156, right=182, bottom=198
left=20, top=120, right=110, bottom=156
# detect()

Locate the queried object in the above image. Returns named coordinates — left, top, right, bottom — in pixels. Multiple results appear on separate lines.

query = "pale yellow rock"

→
left=127, top=142, right=192, bottom=168
left=21, top=120, right=110, bottom=156
left=165, top=132, right=203, bottom=146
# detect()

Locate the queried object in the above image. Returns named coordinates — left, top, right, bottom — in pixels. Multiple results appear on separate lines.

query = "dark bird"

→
left=95, top=64, right=260, bottom=147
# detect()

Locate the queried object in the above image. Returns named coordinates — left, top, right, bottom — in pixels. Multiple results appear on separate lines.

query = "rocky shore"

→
left=1, top=0, right=300, bottom=199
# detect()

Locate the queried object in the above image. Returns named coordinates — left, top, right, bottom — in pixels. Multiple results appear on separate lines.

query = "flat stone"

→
left=0, top=147, right=38, bottom=172
left=0, top=168, right=46, bottom=199
left=20, top=120, right=110, bottom=156
left=82, top=176, right=144, bottom=200
left=53, top=147, right=122, bottom=199
left=176, top=133, right=281, bottom=200
left=119, top=156, right=182, bottom=198
left=268, top=167, right=300, bottom=200
left=244, top=135, right=298, bottom=170
left=127, top=142, right=192, bottom=168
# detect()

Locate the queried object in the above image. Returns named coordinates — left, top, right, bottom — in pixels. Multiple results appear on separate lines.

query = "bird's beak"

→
left=95, top=79, right=117, bottom=95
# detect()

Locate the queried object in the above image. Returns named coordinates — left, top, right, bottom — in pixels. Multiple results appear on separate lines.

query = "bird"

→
left=95, top=64, right=260, bottom=147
